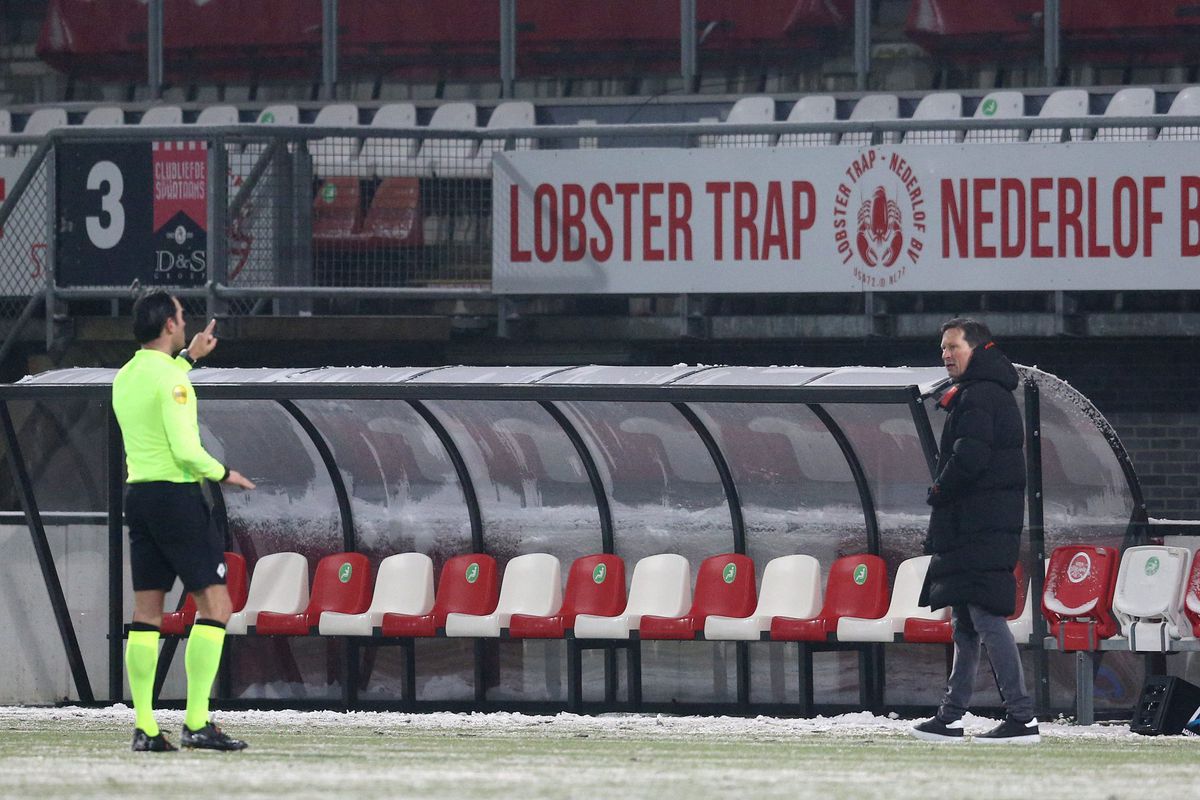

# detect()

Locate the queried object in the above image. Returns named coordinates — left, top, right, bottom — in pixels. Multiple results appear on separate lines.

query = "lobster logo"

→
left=856, top=186, right=903, bottom=268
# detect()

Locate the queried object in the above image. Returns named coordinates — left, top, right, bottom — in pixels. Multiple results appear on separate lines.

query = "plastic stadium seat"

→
left=705, top=554, right=821, bottom=640
left=965, top=90, right=1025, bottom=143
left=839, top=555, right=946, bottom=642
left=16, top=108, right=67, bottom=156
left=312, top=178, right=365, bottom=244
left=1186, top=554, right=1200, bottom=637
left=244, top=104, right=299, bottom=159
left=318, top=552, right=435, bottom=635
left=700, top=96, right=775, bottom=149
left=255, top=553, right=371, bottom=635
left=363, top=178, right=423, bottom=247
left=640, top=553, right=756, bottom=640
left=225, top=552, right=309, bottom=635
left=381, top=553, right=497, bottom=637
left=309, top=103, right=361, bottom=178
left=195, top=105, right=239, bottom=126
left=902, top=92, right=962, bottom=144
left=417, top=102, right=478, bottom=178
left=574, top=553, right=690, bottom=639
left=1042, top=544, right=1120, bottom=650
left=360, top=103, right=420, bottom=177
left=160, top=552, right=248, bottom=636
left=1094, top=87, right=1156, bottom=142
left=770, top=554, right=888, bottom=641
left=1112, top=545, right=1193, bottom=651
left=444, top=553, right=562, bottom=637
left=82, top=106, right=124, bottom=126
left=778, top=96, right=836, bottom=147
left=509, top=554, right=626, bottom=638
left=440, top=100, right=537, bottom=178
left=1159, top=86, right=1200, bottom=141
left=1029, top=89, right=1090, bottom=143
left=840, top=94, right=899, bottom=147
left=0, top=110, right=10, bottom=157
left=903, top=562, right=1030, bottom=644
left=139, top=105, right=184, bottom=126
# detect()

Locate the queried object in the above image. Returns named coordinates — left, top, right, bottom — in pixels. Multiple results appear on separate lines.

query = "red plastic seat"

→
left=255, top=553, right=371, bottom=635
left=903, top=561, right=1028, bottom=644
left=364, top=177, right=423, bottom=247
left=639, top=553, right=756, bottom=640
left=312, top=177, right=366, bottom=246
left=381, top=553, right=498, bottom=637
left=161, top=552, right=248, bottom=635
left=509, top=554, right=626, bottom=638
left=770, top=554, right=888, bottom=641
left=1184, top=552, right=1200, bottom=638
left=1042, top=544, right=1120, bottom=651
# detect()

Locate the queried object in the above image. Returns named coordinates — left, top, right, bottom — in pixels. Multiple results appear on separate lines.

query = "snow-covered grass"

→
left=1, top=705, right=1197, bottom=799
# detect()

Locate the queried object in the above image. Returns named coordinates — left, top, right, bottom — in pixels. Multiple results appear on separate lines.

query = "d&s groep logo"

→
left=830, top=148, right=927, bottom=288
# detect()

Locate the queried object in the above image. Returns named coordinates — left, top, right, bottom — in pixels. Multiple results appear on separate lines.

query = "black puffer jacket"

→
left=918, top=343, right=1026, bottom=616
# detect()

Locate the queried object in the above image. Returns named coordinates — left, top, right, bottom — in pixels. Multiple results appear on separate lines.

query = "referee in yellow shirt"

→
left=113, top=290, right=255, bottom=752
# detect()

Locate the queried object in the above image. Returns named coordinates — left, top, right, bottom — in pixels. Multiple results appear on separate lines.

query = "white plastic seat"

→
left=15, top=108, right=67, bottom=157
left=244, top=104, right=300, bottom=158
left=444, top=552, right=562, bottom=637
left=1112, top=545, right=1193, bottom=651
left=705, top=554, right=821, bottom=640
left=417, top=101, right=478, bottom=178
left=361, top=102, right=420, bottom=177
left=841, top=94, right=899, bottom=146
left=837, top=555, right=946, bottom=641
left=700, top=96, right=775, bottom=149
left=82, top=106, right=124, bottom=126
left=574, top=553, right=690, bottom=639
left=1094, top=87, right=1156, bottom=142
left=965, top=91, right=1025, bottom=143
left=440, top=100, right=536, bottom=178
left=309, top=103, right=361, bottom=178
left=903, top=92, right=962, bottom=144
left=139, top=105, right=183, bottom=126
left=318, top=552, right=434, bottom=635
left=1029, top=89, right=1090, bottom=143
left=195, top=105, right=239, bottom=126
left=778, top=95, right=836, bottom=147
left=1159, top=86, right=1200, bottom=141
left=225, top=551, right=309, bottom=635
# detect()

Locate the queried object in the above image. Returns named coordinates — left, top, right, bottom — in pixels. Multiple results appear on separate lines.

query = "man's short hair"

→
left=940, top=317, right=992, bottom=349
left=132, top=290, right=178, bottom=344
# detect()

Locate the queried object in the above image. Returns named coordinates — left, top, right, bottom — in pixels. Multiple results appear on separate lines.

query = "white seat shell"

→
left=1112, top=545, right=1194, bottom=651
left=226, top=552, right=309, bottom=635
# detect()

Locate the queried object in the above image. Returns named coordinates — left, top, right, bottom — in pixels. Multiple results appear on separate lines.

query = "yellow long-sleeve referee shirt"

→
left=112, top=349, right=226, bottom=484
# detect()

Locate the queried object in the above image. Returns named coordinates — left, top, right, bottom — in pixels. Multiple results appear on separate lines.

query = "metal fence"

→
left=0, top=112, right=1194, bottom=328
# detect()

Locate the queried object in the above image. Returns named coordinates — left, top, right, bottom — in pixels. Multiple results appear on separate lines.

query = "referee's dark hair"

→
left=132, top=290, right=178, bottom=343
left=940, top=317, right=992, bottom=349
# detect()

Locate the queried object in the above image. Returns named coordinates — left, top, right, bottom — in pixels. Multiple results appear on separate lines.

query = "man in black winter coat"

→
left=910, top=318, right=1039, bottom=745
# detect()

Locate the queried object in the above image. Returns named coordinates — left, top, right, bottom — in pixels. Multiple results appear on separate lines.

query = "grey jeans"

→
left=938, top=603, right=1034, bottom=722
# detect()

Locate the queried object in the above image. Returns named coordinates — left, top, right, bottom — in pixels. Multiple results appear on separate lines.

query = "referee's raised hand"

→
left=188, top=318, right=219, bottom=360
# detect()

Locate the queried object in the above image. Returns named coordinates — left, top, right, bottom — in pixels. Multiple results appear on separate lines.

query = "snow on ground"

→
left=0, top=704, right=1142, bottom=742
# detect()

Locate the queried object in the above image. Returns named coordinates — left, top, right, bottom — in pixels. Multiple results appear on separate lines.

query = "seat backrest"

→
left=706, top=96, right=775, bottom=148
left=477, top=100, right=537, bottom=159
left=22, top=108, right=68, bottom=136
left=842, top=94, right=899, bottom=146
left=431, top=553, right=498, bottom=624
left=418, top=101, right=479, bottom=164
left=755, top=554, right=821, bottom=619
left=368, top=552, right=435, bottom=615
left=256, top=104, right=299, bottom=125
left=82, top=106, right=123, bottom=126
left=362, top=177, right=422, bottom=244
left=362, top=102, right=420, bottom=163
left=312, top=177, right=363, bottom=236
left=965, top=90, right=1025, bottom=143
left=886, top=555, right=937, bottom=619
left=307, top=552, right=372, bottom=616
left=224, top=552, right=249, bottom=612
left=1160, top=86, right=1200, bottom=141
left=309, top=103, right=361, bottom=164
left=242, top=551, right=309, bottom=615
left=196, top=105, right=239, bottom=126
left=1095, top=87, right=1155, bottom=142
left=139, top=105, right=183, bottom=126
left=1042, top=544, right=1119, bottom=621
left=689, top=553, right=756, bottom=623
left=495, top=553, right=562, bottom=616
left=1113, top=545, right=1191, bottom=625
left=313, top=103, right=358, bottom=128
left=904, top=92, right=962, bottom=144
left=625, top=553, right=690, bottom=617
left=1030, top=89, right=1090, bottom=143
left=779, top=95, right=835, bottom=147
left=820, top=554, right=889, bottom=621
left=1008, top=560, right=1028, bottom=621
left=561, top=554, right=626, bottom=623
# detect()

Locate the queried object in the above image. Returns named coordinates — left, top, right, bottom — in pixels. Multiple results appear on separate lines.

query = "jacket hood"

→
left=957, top=341, right=1019, bottom=391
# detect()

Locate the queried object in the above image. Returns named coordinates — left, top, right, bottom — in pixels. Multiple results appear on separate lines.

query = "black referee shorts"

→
left=125, top=481, right=227, bottom=593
